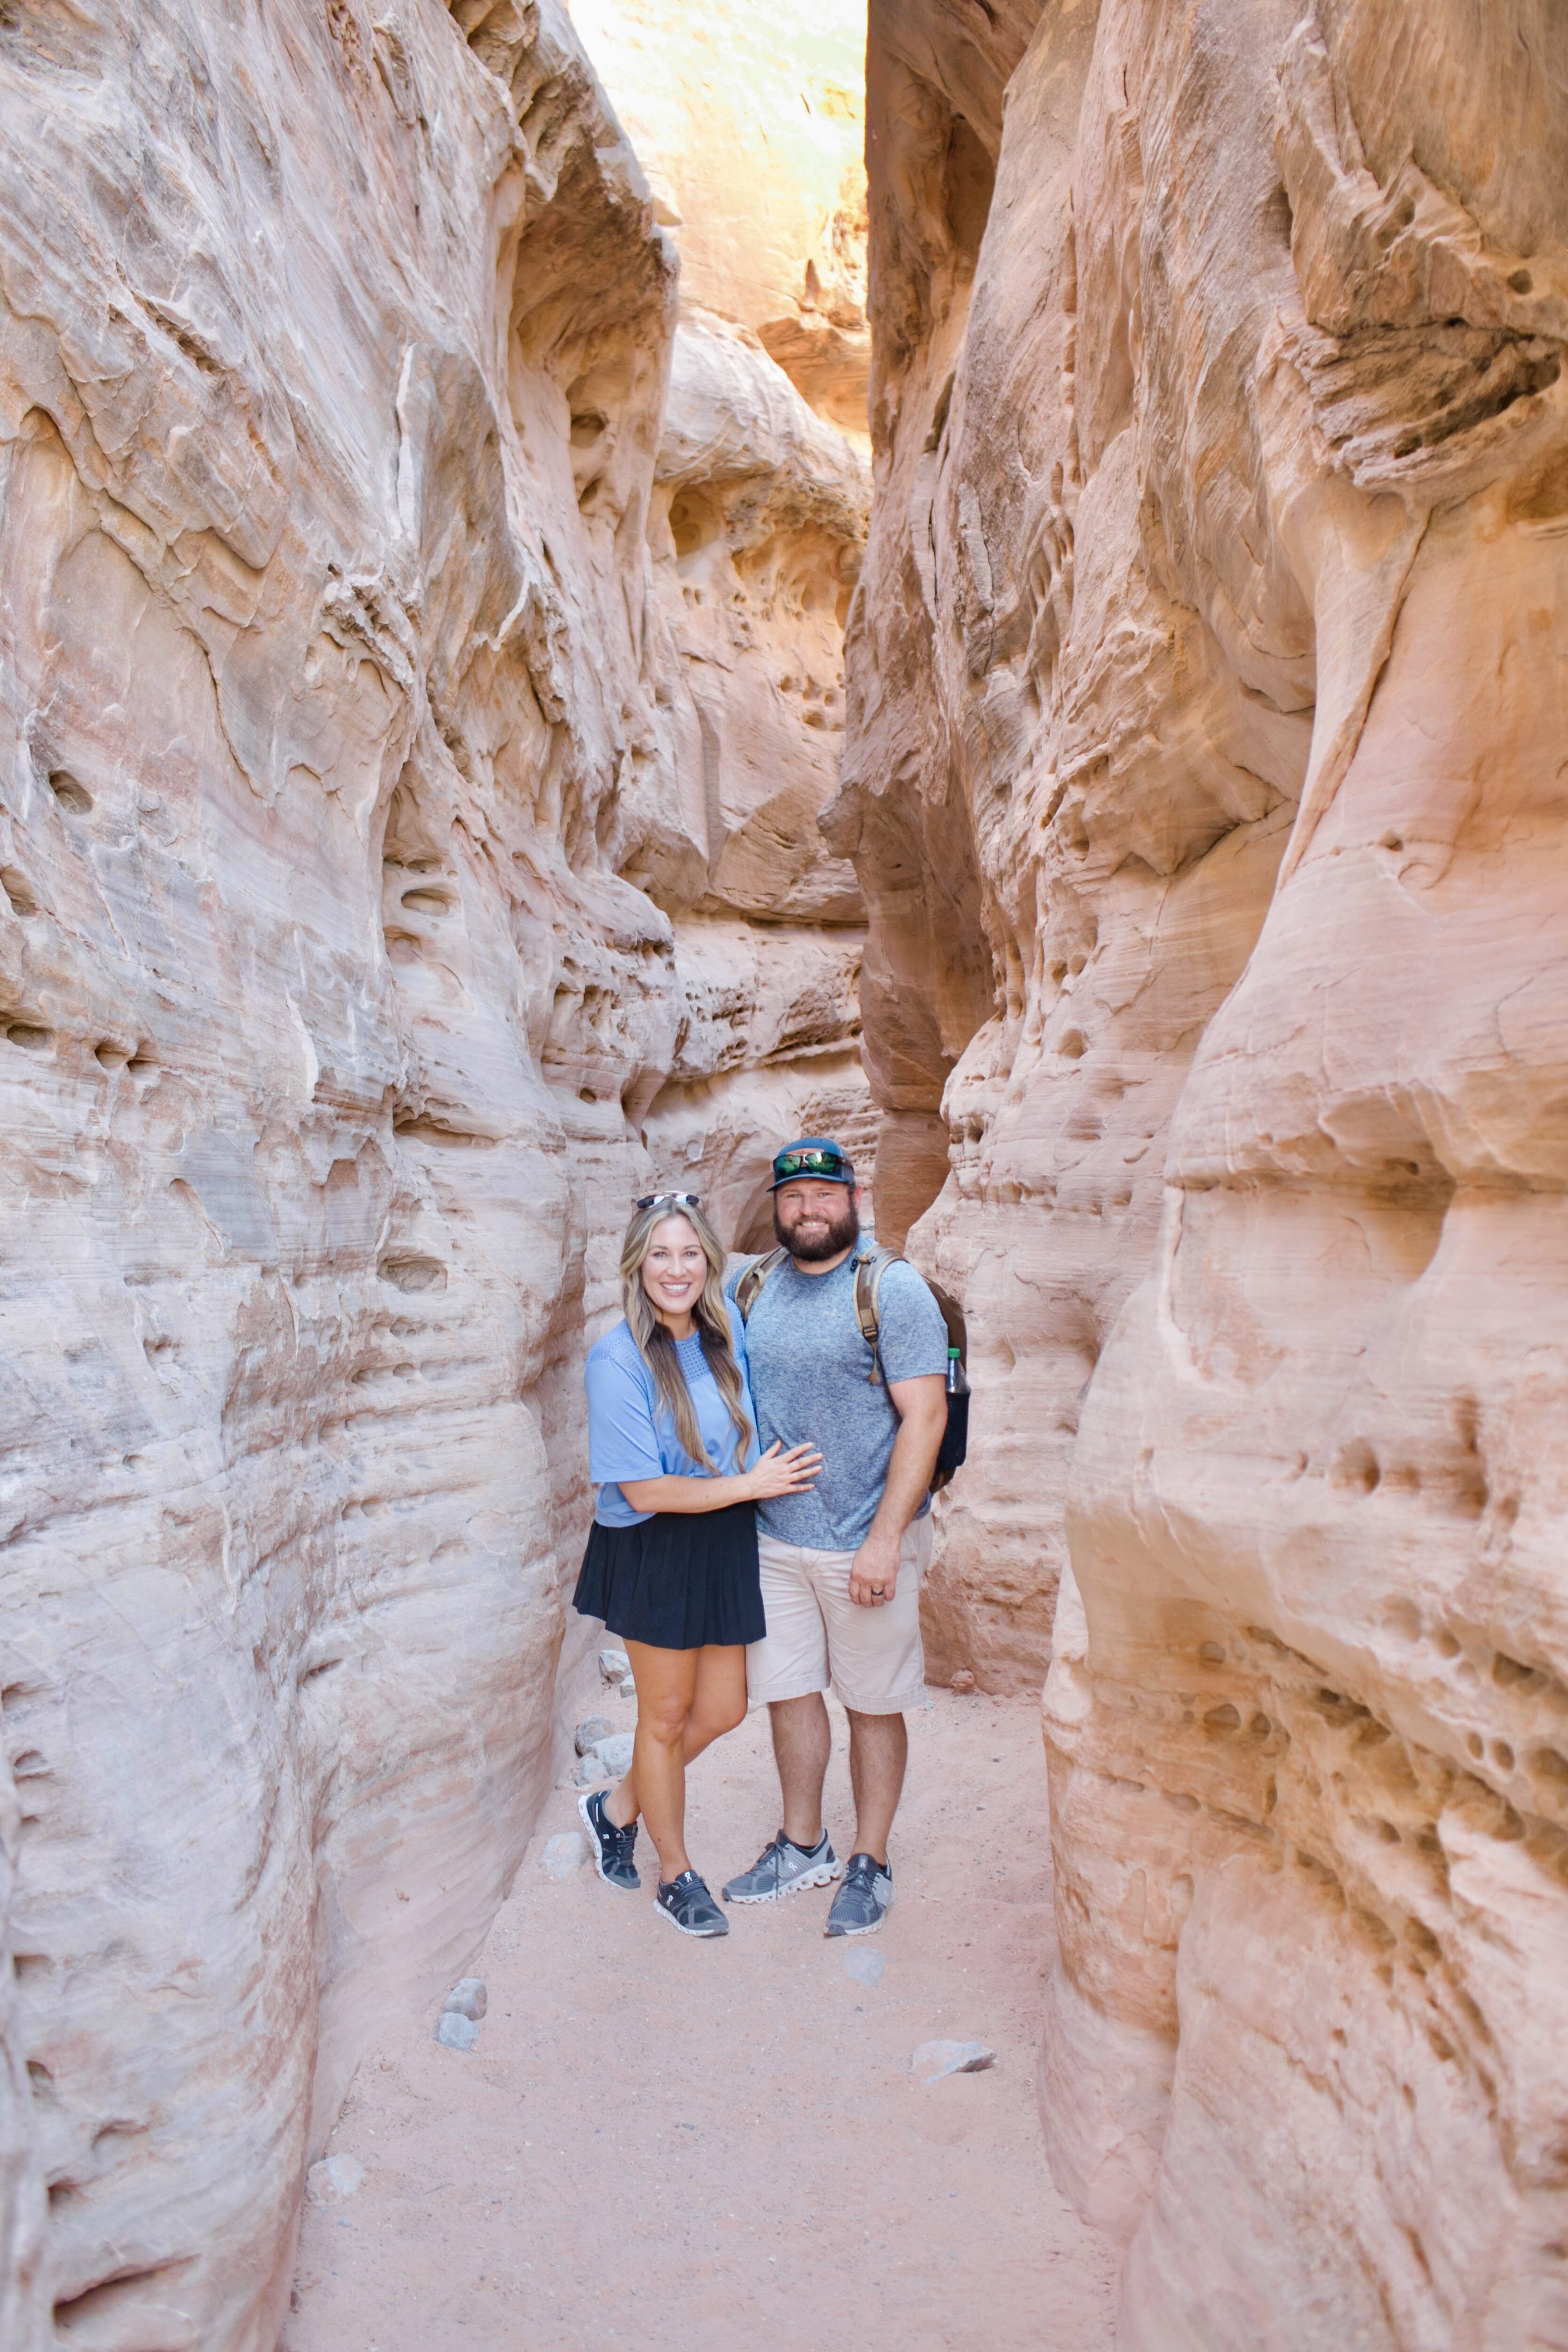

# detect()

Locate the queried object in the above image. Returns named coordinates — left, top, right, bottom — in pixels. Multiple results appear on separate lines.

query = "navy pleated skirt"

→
left=573, top=1501, right=764, bottom=1651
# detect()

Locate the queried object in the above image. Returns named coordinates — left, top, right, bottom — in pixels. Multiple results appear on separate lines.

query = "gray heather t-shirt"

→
left=733, top=1250, right=949, bottom=1550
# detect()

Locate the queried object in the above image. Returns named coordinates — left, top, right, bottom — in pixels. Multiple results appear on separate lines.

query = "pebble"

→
left=619, top=1671, right=637, bottom=1699
left=841, top=1947, right=884, bottom=1988
left=949, top=1669, right=976, bottom=1694
left=306, top=2153, right=365, bottom=2203
left=598, top=1647, right=630, bottom=1685
left=443, top=1977, right=487, bottom=2021
left=435, top=2010, right=479, bottom=2051
left=910, top=2039, right=996, bottom=2082
left=541, top=1831, right=587, bottom=1878
left=574, top=1731, right=635, bottom=1784
left=574, top=1716, right=614, bottom=1755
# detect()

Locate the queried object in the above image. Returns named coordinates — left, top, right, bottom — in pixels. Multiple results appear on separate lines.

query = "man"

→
left=723, top=1138, right=948, bottom=1935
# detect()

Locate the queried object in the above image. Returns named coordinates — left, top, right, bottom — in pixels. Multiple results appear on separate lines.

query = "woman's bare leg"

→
left=606, top=1641, right=698, bottom=1880
left=604, top=1645, right=748, bottom=1870
left=682, top=1644, right=748, bottom=1761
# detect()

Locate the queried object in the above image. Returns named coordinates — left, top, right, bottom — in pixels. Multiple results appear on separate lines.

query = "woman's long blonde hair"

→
left=621, top=1199, right=753, bottom=1472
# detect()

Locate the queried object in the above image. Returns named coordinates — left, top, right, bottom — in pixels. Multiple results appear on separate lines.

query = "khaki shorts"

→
left=747, top=1518, right=932, bottom=1716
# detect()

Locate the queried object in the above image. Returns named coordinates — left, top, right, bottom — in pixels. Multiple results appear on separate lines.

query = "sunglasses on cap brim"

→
left=771, top=1148, right=852, bottom=1183
left=636, top=1190, right=703, bottom=1210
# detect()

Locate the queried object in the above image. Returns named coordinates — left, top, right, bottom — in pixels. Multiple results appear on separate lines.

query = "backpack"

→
left=733, top=1244, right=969, bottom=1494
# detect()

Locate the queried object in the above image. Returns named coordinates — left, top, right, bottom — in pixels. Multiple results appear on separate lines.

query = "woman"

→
left=574, top=1191, right=820, bottom=1937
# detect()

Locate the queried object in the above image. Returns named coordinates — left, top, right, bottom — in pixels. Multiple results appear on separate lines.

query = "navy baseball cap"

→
left=769, top=1136, right=855, bottom=1189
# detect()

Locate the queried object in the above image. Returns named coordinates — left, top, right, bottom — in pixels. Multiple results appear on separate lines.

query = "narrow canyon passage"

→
left=5, top=1, right=1568, bottom=2345
left=282, top=1680, right=1118, bottom=2351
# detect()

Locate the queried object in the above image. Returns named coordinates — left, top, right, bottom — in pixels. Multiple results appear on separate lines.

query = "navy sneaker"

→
left=825, top=1851, right=893, bottom=1937
left=656, top=1870, right=729, bottom=1937
left=578, top=1788, right=640, bottom=1891
left=722, top=1829, right=843, bottom=1905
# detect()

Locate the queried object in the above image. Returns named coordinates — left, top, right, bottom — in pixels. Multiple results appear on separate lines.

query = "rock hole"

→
left=1330, top=1438, right=1380, bottom=1495
left=126, top=1053, right=156, bottom=1078
left=1494, top=1741, right=1515, bottom=1772
left=1528, top=1748, right=1568, bottom=1784
left=5, top=1023, right=52, bottom=1051
left=1435, top=1630, right=1461, bottom=1659
left=1059, top=1028, right=1086, bottom=1059
left=1466, top=1733, right=1484, bottom=1759
left=1198, top=1641, right=1226, bottom=1665
left=378, top=1255, right=446, bottom=1293
left=1492, top=1651, right=1539, bottom=1689
left=1203, top=1703, right=1241, bottom=1731
left=48, top=771, right=93, bottom=815
left=0, top=867, right=38, bottom=915
left=54, top=2261, right=191, bottom=2336
left=1509, top=268, right=1534, bottom=294
left=95, top=1041, right=130, bottom=1069
left=400, top=887, right=451, bottom=913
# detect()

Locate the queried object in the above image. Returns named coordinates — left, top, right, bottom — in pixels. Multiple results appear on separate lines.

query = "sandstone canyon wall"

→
left=844, top=0, right=1568, bottom=2345
left=568, top=0, right=875, bottom=1253
left=0, top=2, right=868, bottom=2345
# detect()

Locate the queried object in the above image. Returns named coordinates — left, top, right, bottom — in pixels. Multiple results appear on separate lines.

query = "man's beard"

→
left=774, top=1195, right=860, bottom=1263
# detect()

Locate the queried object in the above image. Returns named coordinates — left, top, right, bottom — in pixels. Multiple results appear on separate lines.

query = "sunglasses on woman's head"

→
left=637, top=1191, right=703, bottom=1210
left=771, top=1148, right=851, bottom=1182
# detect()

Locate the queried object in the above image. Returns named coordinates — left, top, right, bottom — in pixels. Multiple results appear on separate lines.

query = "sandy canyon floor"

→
left=282, top=1679, right=1118, bottom=2351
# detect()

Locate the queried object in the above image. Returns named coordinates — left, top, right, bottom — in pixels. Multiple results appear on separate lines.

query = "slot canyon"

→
left=0, top=1, right=1564, bottom=2348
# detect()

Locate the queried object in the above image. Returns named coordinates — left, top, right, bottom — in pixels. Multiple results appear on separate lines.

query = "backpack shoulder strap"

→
left=852, top=1245, right=903, bottom=1385
left=734, top=1247, right=788, bottom=1323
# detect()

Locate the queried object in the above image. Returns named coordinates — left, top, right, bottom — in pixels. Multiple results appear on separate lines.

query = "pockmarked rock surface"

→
left=844, top=1, right=1568, bottom=2345
left=0, top=0, right=869, bottom=2344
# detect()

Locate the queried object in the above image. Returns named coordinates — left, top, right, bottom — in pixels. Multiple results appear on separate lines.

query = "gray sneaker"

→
left=825, top=1851, right=893, bottom=1937
left=578, top=1788, right=640, bottom=1891
left=656, top=1870, right=729, bottom=1937
left=722, top=1830, right=843, bottom=1906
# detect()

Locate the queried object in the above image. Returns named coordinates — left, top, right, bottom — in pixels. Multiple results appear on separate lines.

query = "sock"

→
left=784, top=1831, right=824, bottom=1856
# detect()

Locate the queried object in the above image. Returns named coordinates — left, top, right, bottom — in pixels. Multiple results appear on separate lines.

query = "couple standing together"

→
left=572, top=1138, right=951, bottom=1938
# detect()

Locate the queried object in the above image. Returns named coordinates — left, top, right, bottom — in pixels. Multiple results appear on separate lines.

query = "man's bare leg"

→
left=844, top=1707, right=907, bottom=1865
left=769, top=1692, right=832, bottom=1848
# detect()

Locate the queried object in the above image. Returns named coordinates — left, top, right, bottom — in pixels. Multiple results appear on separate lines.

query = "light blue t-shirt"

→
left=732, top=1251, right=949, bottom=1550
left=585, top=1309, right=758, bottom=1527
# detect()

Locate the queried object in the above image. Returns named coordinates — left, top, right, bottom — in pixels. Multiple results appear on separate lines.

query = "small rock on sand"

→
left=598, top=1647, right=630, bottom=1685
left=307, top=2153, right=365, bottom=2203
left=443, top=1978, right=487, bottom=2021
left=911, top=2039, right=995, bottom=2082
left=573, top=1732, right=635, bottom=1784
left=841, top=1948, right=885, bottom=1987
left=574, top=1716, right=614, bottom=1755
left=435, top=2011, right=480, bottom=2051
left=541, top=1831, right=587, bottom=1877
left=618, top=1672, right=637, bottom=1699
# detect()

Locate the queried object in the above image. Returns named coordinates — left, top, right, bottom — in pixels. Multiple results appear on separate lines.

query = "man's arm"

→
left=847, top=1373, right=947, bottom=1608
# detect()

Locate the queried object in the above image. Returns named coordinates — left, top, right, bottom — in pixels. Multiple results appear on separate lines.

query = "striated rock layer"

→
left=571, top=0, right=875, bottom=1247
left=0, top=0, right=868, bottom=2344
left=844, top=0, right=1568, bottom=2344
